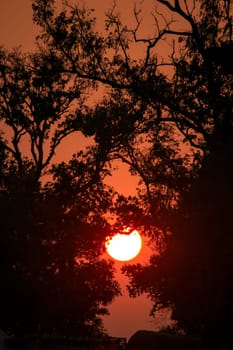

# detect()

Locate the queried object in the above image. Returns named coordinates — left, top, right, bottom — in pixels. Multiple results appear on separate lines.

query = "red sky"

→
left=0, top=0, right=174, bottom=340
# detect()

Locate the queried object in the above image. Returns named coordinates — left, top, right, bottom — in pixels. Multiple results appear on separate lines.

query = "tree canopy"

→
left=0, top=46, right=121, bottom=336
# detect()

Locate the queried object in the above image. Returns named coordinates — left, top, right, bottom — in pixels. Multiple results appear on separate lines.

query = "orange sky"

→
left=0, top=0, right=176, bottom=340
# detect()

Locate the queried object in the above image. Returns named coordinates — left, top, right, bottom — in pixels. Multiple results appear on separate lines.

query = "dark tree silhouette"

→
left=0, top=47, right=86, bottom=179
left=123, top=148, right=233, bottom=346
left=31, top=0, right=232, bottom=144
left=0, top=48, right=120, bottom=336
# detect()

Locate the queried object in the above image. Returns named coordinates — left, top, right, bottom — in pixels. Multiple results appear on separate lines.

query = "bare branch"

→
left=157, top=0, right=205, bottom=55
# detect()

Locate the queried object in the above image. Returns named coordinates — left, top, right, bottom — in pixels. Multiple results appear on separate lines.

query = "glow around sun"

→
left=105, top=229, right=142, bottom=262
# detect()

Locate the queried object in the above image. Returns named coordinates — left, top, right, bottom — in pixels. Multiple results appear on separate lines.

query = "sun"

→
left=105, top=229, right=142, bottom=262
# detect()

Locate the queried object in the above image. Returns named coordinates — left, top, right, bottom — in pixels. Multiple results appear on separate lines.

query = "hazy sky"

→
left=0, top=0, right=172, bottom=340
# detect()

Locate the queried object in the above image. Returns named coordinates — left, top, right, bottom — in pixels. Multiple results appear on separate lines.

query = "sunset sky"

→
left=0, top=0, right=174, bottom=339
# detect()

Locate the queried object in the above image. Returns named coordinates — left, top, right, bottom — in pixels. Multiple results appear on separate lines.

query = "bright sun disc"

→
left=105, top=229, right=142, bottom=262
